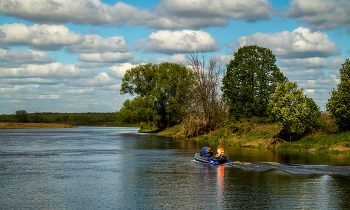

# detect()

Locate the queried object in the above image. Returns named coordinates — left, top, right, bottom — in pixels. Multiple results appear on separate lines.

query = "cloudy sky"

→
left=0, top=0, right=349, bottom=114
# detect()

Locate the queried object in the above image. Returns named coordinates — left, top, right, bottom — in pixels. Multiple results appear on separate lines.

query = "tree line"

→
left=0, top=111, right=116, bottom=124
left=116, top=45, right=350, bottom=140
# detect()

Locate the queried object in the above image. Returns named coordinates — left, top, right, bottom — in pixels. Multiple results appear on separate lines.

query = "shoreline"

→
left=0, top=122, right=74, bottom=129
left=153, top=125, right=350, bottom=155
left=0, top=122, right=129, bottom=129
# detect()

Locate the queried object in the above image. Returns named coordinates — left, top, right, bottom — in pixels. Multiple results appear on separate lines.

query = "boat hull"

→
left=194, top=152, right=232, bottom=165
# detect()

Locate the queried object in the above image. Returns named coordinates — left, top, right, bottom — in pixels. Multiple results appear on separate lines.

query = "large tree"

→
left=119, top=62, right=194, bottom=129
left=222, top=45, right=287, bottom=121
left=326, top=59, right=350, bottom=131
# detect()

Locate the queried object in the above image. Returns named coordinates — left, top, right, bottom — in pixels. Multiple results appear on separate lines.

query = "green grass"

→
left=277, top=131, right=350, bottom=153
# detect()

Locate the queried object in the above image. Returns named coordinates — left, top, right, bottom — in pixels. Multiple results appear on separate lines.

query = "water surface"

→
left=1, top=127, right=350, bottom=209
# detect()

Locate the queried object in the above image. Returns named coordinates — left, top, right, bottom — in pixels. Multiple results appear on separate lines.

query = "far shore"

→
left=0, top=122, right=73, bottom=129
left=0, top=122, right=137, bottom=129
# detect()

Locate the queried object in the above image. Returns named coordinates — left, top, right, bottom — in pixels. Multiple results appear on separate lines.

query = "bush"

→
left=269, top=81, right=321, bottom=140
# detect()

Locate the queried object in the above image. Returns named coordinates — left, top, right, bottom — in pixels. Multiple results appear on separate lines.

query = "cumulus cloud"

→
left=106, top=63, right=140, bottom=79
left=0, top=0, right=153, bottom=26
left=278, top=57, right=344, bottom=70
left=78, top=52, right=142, bottom=64
left=135, top=30, right=219, bottom=54
left=0, top=23, right=83, bottom=50
left=69, top=72, right=117, bottom=87
left=237, top=27, right=340, bottom=58
left=0, top=63, right=98, bottom=80
left=0, top=0, right=272, bottom=29
left=67, top=34, right=131, bottom=54
left=0, top=49, right=54, bottom=67
left=146, top=54, right=186, bottom=64
left=281, top=0, right=350, bottom=31
left=156, top=0, right=271, bottom=21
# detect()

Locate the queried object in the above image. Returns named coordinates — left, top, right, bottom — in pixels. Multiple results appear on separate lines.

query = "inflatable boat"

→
left=194, top=152, right=233, bottom=165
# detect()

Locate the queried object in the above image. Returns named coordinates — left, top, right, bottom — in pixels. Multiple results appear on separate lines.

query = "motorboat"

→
left=194, top=152, right=233, bottom=165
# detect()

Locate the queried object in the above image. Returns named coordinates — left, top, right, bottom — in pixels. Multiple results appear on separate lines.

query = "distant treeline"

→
left=0, top=112, right=116, bottom=124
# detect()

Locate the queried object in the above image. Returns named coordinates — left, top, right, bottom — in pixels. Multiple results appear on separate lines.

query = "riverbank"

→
left=0, top=122, right=133, bottom=129
left=154, top=123, right=350, bottom=155
left=0, top=122, right=74, bottom=129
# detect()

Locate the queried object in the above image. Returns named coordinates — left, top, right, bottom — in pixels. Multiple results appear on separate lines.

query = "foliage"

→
left=15, top=110, right=28, bottom=123
left=326, top=58, right=350, bottom=131
left=222, top=45, right=287, bottom=121
left=115, top=97, right=158, bottom=125
left=176, top=52, right=227, bottom=137
left=0, top=112, right=116, bottom=124
left=269, top=81, right=321, bottom=139
left=120, top=62, right=194, bottom=129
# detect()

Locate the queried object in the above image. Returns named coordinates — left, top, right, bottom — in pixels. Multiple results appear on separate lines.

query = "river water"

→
left=1, top=127, right=350, bottom=209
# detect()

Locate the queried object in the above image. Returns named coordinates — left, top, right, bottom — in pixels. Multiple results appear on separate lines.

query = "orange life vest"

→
left=217, top=147, right=225, bottom=156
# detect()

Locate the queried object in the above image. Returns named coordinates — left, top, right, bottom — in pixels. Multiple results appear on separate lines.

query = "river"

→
left=1, top=127, right=350, bottom=209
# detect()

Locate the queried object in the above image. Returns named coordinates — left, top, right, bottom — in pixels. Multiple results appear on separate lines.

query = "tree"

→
left=120, top=62, right=194, bottom=129
left=269, top=81, right=321, bottom=140
left=115, top=96, right=158, bottom=125
left=180, top=52, right=227, bottom=136
left=326, top=59, right=350, bottom=131
left=15, top=110, right=28, bottom=123
left=222, top=45, right=287, bottom=121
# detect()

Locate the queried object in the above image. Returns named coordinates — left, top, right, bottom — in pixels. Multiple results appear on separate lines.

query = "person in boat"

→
left=216, top=146, right=225, bottom=158
left=215, top=146, right=227, bottom=163
left=202, top=144, right=213, bottom=157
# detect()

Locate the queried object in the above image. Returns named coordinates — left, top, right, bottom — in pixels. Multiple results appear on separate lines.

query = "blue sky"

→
left=0, top=0, right=349, bottom=114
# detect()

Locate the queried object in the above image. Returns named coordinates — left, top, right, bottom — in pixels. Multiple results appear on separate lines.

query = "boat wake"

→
left=226, top=161, right=350, bottom=175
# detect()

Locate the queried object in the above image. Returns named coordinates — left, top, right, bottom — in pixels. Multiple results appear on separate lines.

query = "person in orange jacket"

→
left=216, top=146, right=225, bottom=157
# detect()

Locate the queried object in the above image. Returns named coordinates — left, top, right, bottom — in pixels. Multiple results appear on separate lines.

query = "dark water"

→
left=1, top=127, right=350, bottom=209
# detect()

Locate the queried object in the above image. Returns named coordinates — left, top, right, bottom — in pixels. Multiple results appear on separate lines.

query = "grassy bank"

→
left=154, top=122, right=350, bottom=155
left=0, top=122, right=73, bottom=129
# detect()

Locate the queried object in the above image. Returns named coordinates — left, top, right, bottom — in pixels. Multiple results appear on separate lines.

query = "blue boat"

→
left=194, top=152, right=233, bottom=165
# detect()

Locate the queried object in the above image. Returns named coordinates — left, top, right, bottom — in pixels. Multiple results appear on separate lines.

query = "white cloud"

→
left=0, top=49, right=54, bottom=67
left=106, top=63, right=140, bottom=79
left=135, top=30, right=219, bottom=54
left=237, top=27, right=340, bottom=58
left=0, top=0, right=272, bottom=29
left=0, top=63, right=98, bottom=79
left=78, top=52, right=142, bottom=64
left=67, top=34, right=131, bottom=54
left=0, top=0, right=153, bottom=26
left=281, top=0, right=350, bottom=31
left=69, top=72, right=117, bottom=87
left=146, top=54, right=186, bottom=64
left=0, top=23, right=83, bottom=50
left=157, top=0, right=271, bottom=21
left=278, top=57, right=344, bottom=70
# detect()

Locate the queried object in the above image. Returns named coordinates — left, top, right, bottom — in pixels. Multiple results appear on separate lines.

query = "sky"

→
left=0, top=0, right=349, bottom=114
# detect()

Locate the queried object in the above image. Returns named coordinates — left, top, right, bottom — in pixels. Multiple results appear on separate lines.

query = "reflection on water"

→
left=0, top=127, right=350, bottom=209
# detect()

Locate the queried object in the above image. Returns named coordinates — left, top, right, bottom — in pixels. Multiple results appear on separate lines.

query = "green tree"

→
left=15, top=110, right=28, bottom=123
left=222, top=45, right=287, bottom=121
left=269, top=81, right=321, bottom=140
left=326, top=59, right=350, bottom=131
left=120, top=62, right=194, bottom=129
left=115, top=96, right=158, bottom=125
